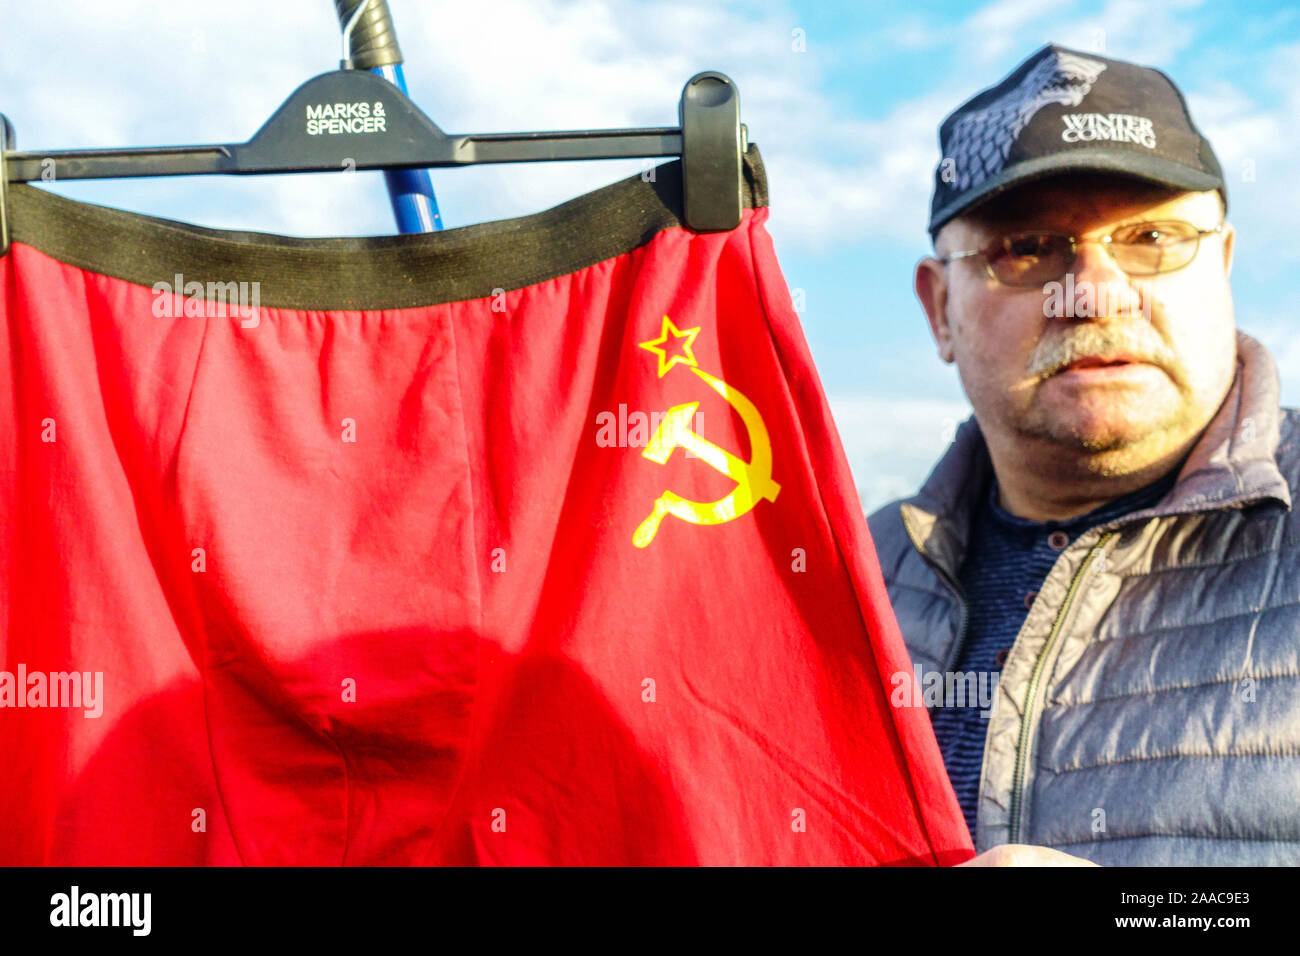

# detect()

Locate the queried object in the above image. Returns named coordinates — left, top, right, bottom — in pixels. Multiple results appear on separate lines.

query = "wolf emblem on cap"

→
left=947, top=49, right=1107, bottom=191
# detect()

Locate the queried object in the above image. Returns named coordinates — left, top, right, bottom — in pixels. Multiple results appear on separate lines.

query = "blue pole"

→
left=371, top=63, right=443, bottom=233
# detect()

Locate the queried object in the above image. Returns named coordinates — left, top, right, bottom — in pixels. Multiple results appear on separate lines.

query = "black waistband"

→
left=7, top=145, right=768, bottom=311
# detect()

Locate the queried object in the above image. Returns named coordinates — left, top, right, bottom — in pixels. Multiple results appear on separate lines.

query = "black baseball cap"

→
left=928, top=43, right=1226, bottom=237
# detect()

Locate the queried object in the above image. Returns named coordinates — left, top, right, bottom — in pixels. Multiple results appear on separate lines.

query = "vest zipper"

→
left=1007, top=530, right=1117, bottom=844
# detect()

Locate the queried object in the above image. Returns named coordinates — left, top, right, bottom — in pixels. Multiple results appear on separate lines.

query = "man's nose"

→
left=1060, top=241, right=1146, bottom=321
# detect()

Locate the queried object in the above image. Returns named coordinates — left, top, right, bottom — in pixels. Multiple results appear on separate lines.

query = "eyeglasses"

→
left=939, top=219, right=1225, bottom=287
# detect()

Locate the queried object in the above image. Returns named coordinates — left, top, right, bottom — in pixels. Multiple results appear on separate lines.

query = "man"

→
left=869, top=43, right=1300, bottom=865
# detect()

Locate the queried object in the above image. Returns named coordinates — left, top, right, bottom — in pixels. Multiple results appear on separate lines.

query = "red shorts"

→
left=0, top=148, right=970, bottom=864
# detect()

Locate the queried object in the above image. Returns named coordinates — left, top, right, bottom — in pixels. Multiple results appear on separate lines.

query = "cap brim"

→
left=929, top=150, right=1223, bottom=236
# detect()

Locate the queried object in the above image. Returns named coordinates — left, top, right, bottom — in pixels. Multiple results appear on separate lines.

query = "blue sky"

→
left=3, top=0, right=1296, bottom=510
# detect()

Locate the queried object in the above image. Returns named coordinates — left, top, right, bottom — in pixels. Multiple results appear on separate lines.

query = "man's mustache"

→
left=1027, top=324, right=1179, bottom=379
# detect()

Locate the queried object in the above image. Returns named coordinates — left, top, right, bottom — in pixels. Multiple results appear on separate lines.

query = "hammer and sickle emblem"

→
left=633, top=365, right=781, bottom=548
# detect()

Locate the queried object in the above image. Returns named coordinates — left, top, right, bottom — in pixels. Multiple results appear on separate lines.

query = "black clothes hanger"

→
left=0, top=3, right=746, bottom=255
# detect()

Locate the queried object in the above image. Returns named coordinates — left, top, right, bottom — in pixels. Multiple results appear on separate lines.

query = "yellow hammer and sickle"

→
left=633, top=366, right=780, bottom=548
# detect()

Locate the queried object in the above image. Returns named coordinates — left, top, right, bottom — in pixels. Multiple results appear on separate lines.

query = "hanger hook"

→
left=340, top=0, right=373, bottom=69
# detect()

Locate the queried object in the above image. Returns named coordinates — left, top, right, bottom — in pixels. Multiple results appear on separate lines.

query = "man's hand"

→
left=957, top=844, right=1100, bottom=866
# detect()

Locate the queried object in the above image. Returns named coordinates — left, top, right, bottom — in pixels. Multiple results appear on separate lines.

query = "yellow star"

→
left=638, top=315, right=701, bottom=378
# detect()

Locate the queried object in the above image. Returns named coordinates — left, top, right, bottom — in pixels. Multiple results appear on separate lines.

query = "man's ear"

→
left=915, top=256, right=955, bottom=364
left=1221, top=222, right=1235, bottom=276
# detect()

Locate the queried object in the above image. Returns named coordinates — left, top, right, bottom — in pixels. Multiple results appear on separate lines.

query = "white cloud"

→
left=964, top=0, right=1075, bottom=63
left=1046, top=0, right=1203, bottom=67
left=827, top=394, right=973, bottom=514
left=1187, top=43, right=1300, bottom=265
left=1238, top=311, right=1300, bottom=410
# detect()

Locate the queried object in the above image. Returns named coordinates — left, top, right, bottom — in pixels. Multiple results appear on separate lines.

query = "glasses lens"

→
left=988, top=233, right=1073, bottom=285
left=1109, top=220, right=1201, bottom=275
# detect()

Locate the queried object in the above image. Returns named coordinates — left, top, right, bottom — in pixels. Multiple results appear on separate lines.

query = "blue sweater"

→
left=929, top=466, right=1181, bottom=840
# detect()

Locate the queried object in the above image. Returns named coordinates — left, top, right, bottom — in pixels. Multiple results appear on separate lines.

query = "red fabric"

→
left=0, top=204, right=973, bottom=865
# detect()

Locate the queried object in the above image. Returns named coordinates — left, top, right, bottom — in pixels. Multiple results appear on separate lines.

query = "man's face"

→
left=918, top=175, right=1237, bottom=476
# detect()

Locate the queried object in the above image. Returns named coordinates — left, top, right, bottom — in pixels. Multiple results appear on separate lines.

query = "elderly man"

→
left=869, top=44, right=1299, bottom=865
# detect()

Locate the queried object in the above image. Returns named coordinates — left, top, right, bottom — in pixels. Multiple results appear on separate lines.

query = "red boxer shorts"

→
left=0, top=147, right=972, bottom=865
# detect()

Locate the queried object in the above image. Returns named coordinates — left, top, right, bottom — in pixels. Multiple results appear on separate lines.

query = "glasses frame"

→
left=939, top=219, right=1226, bottom=287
